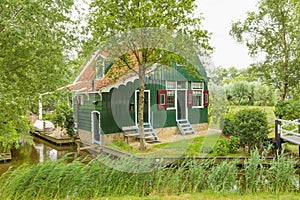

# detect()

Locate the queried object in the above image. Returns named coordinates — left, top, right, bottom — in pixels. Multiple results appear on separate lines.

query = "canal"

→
left=0, top=136, right=85, bottom=175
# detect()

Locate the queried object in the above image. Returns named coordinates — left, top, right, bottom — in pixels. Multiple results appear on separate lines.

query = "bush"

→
left=221, top=114, right=236, bottom=137
left=213, top=135, right=240, bottom=156
left=233, top=109, right=269, bottom=150
left=51, top=101, right=75, bottom=138
left=274, top=101, right=300, bottom=120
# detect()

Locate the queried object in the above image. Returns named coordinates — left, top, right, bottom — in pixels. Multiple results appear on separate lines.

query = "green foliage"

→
left=274, top=101, right=300, bottom=120
left=0, top=149, right=298, bottom=199
left=221, top=114, right=236, bottom=137
left=255, top=84, right=274, bottom=106
left=213, top=136, right=240, bottom=156
left=208, top=83, right=226, bottom=128
left=0, top=0, right=78, bottom=151
left=208, top=160, right=238, bottom=193
left=228, top=81, right=249, bottom=106
left=233, top=109, right=269, bottom=149
left=230, top=0, right=300, bottom=101
left=110, top=141, right=133, bottom=152
left=51, top=94, right=75, bottom=138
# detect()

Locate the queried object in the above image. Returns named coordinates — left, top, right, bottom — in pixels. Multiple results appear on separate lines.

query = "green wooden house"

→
left=69, top=52, right=209, bottom=146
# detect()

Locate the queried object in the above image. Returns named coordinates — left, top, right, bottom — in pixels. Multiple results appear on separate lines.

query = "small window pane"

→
left=167, top=90, right=175, bottom=108
left=166, top=81, right=176, bottom=89
left=192, top=90, right=202, bottom=107
left=177, top=81, right=187, bottom=89
left=192, top=82, right=203, bottom=89
left=160, top=94, right=165, bottom=105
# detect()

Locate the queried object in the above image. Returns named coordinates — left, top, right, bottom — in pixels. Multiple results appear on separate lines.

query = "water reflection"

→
left=0, top=136, right=78, bottom=175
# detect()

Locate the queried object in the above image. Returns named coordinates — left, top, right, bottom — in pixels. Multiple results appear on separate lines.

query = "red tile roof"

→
left=68, top=51, right=138, bottom=92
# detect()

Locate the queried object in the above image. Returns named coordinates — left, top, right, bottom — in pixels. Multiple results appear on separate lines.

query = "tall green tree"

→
left=0, top=0, right=77, bottom=153
left=230, top=0, right=300, bottom=102
left=84, top=0, right=212, bottom=150
left=225, top=81, right=249, bottom=106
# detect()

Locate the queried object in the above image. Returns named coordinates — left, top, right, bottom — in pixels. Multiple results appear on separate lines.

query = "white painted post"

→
left=38, top=94, right=43, bottom=120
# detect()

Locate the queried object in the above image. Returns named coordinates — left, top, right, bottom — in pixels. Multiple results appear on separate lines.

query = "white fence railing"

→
left=275, top=119, right=300, bottom=153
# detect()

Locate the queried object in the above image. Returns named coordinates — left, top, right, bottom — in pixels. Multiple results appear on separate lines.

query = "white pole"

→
left=38, top=94, right=43, bottom=120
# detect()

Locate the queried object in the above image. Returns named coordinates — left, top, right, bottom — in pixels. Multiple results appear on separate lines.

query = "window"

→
left=157, top=90, right=167, bottom=109
left=167, top=90, right=175, bottom=109
left=192, top=82, right=203, bottom=107
left=96, top=57, right=105, bottom=79
left=160, top=94, right=165, bottom=105
left=192, top=82, right=203, bottom=89
left=192, top=91, right=202, bottom=107
left=166, top=81, right=176, bottom=89
left=177, top=81, right=187, bottom=89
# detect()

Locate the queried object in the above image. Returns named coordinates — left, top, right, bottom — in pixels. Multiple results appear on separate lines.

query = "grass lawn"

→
left=109, top=106, right=278, bottom=157
left=109, top=134, right=246, bottom=157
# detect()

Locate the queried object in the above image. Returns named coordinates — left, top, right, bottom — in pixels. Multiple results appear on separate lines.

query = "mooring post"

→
left=275, top=119, right=282, bottom=153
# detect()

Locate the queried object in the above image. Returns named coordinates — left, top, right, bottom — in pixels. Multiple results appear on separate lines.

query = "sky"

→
left=196, top=0, right=260, bottom=69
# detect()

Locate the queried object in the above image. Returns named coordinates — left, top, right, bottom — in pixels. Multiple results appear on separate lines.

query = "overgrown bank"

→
left=0, top=148, right=298, bottom=200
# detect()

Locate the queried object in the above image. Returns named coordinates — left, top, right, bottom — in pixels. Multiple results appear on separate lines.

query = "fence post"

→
left=275, top=119, right=282, bottom=153
left=298, top=119, right=300, bottom=134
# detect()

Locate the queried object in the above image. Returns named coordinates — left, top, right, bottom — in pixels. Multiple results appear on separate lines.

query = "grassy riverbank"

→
left=0, top=148, right=298, bottom=200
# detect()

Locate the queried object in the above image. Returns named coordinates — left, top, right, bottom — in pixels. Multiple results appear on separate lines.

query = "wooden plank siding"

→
left=76, top=93, right=101, bottom=131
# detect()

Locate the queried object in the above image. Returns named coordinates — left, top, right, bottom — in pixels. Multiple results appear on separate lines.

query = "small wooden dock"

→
left=0, top=151, right=12, bottom=162
left=32, top=131, right=75, bottom=145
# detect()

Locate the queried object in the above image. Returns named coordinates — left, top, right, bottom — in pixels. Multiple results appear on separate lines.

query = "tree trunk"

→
left=138, top=68, right=147, bottom=151
left=279, top=82, right=288, bottom=102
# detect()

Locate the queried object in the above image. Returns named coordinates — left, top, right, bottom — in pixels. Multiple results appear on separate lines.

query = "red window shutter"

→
left=157, top=90, right=167, bottom=109
left=187, top=90, right=193, bottom=108
left=204, top=90, right=209, bottom=107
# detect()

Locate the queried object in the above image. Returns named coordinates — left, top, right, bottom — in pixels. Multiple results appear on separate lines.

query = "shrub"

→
left=274, top=101, right=300, bottom=120
left=51, top=101, right=75, bottom=138
left=221, top=114, right=236, bottom=137
left=233, top=109, right=269, bottom=150
left=213, top=135, right=240, bottom=156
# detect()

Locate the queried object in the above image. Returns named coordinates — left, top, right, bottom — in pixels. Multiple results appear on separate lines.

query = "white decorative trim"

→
left=101, top=75, right=139, bottom=93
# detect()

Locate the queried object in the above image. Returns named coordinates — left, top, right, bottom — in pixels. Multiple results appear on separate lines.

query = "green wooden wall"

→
left=75, top=63, right=208, bottom=134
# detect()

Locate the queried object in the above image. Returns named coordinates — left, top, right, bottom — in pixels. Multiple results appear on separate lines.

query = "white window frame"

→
left=192, top=82, right=204, bottom=108
left=166, top=90, right=176, bottom=110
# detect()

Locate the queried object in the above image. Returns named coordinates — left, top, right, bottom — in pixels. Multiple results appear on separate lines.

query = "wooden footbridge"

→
left=275, top=119, right=300, bottom=155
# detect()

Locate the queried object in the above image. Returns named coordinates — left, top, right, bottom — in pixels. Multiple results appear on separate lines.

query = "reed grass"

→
left=0, top=149, right=298, bottom=199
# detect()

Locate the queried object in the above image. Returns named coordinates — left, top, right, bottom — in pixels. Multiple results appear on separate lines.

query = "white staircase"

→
left=137, top=123, right=158, bottom=141
left=177, top=119, right=195, bottom=135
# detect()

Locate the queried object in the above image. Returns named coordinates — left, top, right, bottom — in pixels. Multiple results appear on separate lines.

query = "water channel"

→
left=0, top=136, right=89, bottom=175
